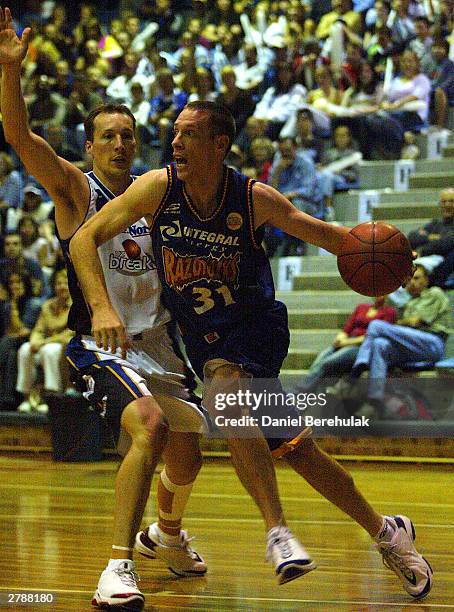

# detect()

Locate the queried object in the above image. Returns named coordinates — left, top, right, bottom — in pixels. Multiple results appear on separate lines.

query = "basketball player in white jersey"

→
left=0, top=9, right=206, bottom=610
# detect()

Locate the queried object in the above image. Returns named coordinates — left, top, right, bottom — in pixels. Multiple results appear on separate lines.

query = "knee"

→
left=367, top=319, right=388, bottom=336
left=40, top=343, right=61, bottom=358
left=123, top=396, right=168, bottom=451
left=373, top=337, right=392, bottom=354
left=18, top=342, right=31, bottom=358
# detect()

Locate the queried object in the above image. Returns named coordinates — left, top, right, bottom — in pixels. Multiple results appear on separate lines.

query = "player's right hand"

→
left=0, top=7, right=31, bottom=65
left=91, top=308, right=129, bottom=359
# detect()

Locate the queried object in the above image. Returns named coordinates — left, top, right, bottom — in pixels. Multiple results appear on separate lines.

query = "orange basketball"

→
left=337, top=222, right=413, bottom=296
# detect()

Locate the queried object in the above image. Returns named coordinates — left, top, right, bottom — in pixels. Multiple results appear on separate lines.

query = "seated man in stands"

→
left=408, top=187, right=454, bottom=258
left=329, top=264, right=450, bottom=414
left=268, top=137, right=325, bottom=254
left=297, top=295, right=396, bottom=393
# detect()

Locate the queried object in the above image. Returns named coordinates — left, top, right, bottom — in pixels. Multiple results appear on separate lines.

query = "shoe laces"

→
left=377, top=537, right=418, bottom=581
left=266, top=526, right=293, bottom=562
left=114, top=563, right=140, bottom=588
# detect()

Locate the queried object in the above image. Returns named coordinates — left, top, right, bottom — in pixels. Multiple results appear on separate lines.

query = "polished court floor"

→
left=0, top=455, right=453, bottom=611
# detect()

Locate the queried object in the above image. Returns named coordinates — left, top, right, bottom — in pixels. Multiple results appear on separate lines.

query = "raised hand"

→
left=0, top=6, right=31, bottom=65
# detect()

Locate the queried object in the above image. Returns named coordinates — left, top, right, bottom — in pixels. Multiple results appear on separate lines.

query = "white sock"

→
left=156, top=524, right=181, bottom=546
left=375, top=517, right=395, bottom=542
left=106, top=558, right=132, bottom=570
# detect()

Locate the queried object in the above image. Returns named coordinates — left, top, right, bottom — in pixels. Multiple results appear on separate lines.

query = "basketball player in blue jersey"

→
left=0, top=9, right=207, bottom=610
left=71, top=100, right=433, bottom=599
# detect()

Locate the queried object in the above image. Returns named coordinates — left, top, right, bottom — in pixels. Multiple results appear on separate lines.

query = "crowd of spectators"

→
left=0, top=0, right=453, bottom=412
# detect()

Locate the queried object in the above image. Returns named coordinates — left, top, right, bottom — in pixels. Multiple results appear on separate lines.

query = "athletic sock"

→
left=106, top=558, right=132, bottom=570
left=375, top=517, right=396, bottom=543
left=156, top=525, right=181, bottom=546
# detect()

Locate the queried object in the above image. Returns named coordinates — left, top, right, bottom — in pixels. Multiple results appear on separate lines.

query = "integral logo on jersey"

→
left=160, top=220, right=239, bottom=246
left=163, top=246, right=240, bottom=291
left=109, top=239, right=156, bottom=275
left=226, top=212, right=243, bottom=231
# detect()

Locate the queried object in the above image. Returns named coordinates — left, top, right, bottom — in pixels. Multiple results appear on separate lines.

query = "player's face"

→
left=87, top=113, right=136, bottom=177
left=172, top=109, right=224, bottom=180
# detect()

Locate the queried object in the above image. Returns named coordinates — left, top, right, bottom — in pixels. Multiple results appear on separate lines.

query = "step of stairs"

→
left=289, top=329, right=337, bottom=350
left=359, top=159, right=454, bottom=190
left=277, top=290, right=366, bottom=309
left=443, top=144, right=454, bottom=158
left=283, top=349, right=318, bottom=369
left=293, top=272, right=350, bottom=291
left=409, top=172, right=454, bottom=189
left=288, top=309, right=349, bottom=329
left=372, top=203, right=439, bottom=220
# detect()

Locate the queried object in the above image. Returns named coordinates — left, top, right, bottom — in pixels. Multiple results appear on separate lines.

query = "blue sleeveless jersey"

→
left=151, top=163, right=289, bottom=378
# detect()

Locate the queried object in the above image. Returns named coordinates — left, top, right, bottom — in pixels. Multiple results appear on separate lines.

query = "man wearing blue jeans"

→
left=332, top=265, right=450, bottom=410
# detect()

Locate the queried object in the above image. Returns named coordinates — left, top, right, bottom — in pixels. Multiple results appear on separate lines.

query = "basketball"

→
left=337, top=221, right=413, bottom=296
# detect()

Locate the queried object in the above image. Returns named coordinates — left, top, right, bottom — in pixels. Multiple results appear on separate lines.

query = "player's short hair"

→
left=84, top=104, right=136, bottom=141
left=184, top=101, right=236, bottom=154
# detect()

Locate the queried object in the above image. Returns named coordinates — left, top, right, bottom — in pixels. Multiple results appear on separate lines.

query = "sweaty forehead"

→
left=175, top=109, right=210, bottom=130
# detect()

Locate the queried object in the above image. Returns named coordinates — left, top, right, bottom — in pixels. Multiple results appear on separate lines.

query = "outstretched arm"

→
left=0, top=7, right=86, bottom=229
left=70, top=169, right=168, bottom=356
left=252, top=181, right=350, bottom=254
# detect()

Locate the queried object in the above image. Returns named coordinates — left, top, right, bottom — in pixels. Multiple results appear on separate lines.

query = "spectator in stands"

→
left=7, top=184, right=54, bottom=232
left=0, top=233, right=44, bottom=299
left=316, top=0, right=362, bottom=40
left=188, top=67, right=218, bottom=102
left=408, top=188, right=454, bottom=257
left=16, top=268, right=73, bottom=414
left=330, top=264, right=450, bottom=414
left=0, top=152, right=22, bottom=230
left=18, top=215, right=59, bottom=280
left=106, top=51, right=151, bottom=105
left=253, top=62, right=307, bottom=140
left=217, top=65, right=256, bottom=135
left=240, top=136, right=275, bottom=183
left=408, top=16, right=433, bottom=61
left=422, top=38, right=454, bottom=128
left=233, top=43, right=267, bottom=94
left=388, top=0, right=416, bottom=46
left=27, top=74, right=67, bottom=136
left=360, top=50, right=431, bottom=158
left=148, top=67, right=188, bottom=163
left=268, top=137, right=324, bottom=254
left=319, top=125, right=360, bottom=219
left=297, top=296, right=397, bottom=392
left=307, top=65, right=342, bottom=109
left=0, top=272, right=41, bottom=411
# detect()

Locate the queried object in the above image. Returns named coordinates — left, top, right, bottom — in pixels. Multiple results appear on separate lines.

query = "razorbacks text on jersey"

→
left=151, top=163, right=289, bottom=378
left=58, top=171, right=169, bottom=335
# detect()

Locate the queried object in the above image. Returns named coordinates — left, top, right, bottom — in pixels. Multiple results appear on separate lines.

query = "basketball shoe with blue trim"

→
left=376, top=515, right=433, bottom=599
left=266, top=526, right=317, bottom=584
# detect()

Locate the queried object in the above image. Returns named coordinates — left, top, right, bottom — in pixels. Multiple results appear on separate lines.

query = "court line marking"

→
left=1, top=482, right=454, bottom=510
left=0, top=588, right=452, bottom=607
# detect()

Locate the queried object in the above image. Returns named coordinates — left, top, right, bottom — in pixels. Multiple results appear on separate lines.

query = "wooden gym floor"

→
left=0, top=455, right=453, bottom=611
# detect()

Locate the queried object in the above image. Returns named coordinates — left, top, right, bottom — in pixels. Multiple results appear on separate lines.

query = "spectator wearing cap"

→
left=7, top=185, right=54, bottom=232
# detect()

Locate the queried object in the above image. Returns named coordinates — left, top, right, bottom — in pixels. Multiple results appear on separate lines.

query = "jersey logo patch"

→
left=160, top=220, right=183, bottom=241
left=162, top=246, right=240, bottom=291
left=226, top=212, right=243, bottom=231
